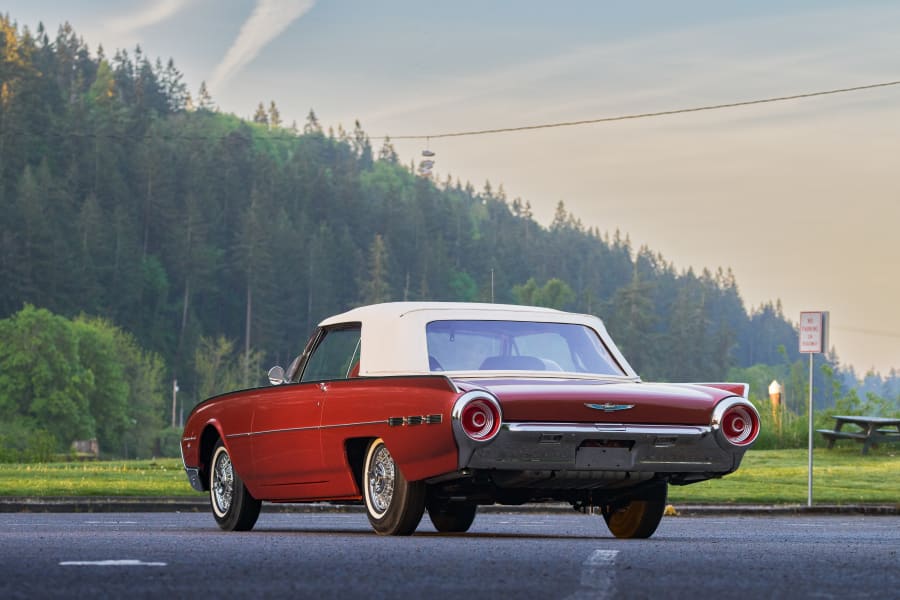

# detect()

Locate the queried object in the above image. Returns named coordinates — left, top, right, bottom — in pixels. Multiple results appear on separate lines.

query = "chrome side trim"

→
left=225, top=415, right=445, bottom=439
left=226, top=419, right=386, bottom=439
left=506, top=423, right=710, bottom=437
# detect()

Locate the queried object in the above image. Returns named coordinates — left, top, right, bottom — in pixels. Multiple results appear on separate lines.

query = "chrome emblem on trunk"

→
left=584, top=402, right=635, bottom=412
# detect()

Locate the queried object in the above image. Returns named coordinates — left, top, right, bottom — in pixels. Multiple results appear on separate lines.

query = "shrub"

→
left=157, top=427, right=183, bottom=458
left=0, top=420, right=59, bottom=463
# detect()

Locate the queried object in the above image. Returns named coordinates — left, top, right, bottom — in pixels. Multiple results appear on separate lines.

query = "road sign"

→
left=799, top=311, right=828, bottom=354
left=799, top=310, right=829, bottom=508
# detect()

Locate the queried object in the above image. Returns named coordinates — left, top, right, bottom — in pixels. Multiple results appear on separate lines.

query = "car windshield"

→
left=425, top=320, right=625, bottom=376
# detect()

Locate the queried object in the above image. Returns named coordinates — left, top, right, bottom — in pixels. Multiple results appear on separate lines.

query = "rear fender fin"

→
left=693, top=382, right=749, bottom=399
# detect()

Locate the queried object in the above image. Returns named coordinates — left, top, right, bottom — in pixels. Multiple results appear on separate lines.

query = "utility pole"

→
left=171, top=379, right=179, bottom=428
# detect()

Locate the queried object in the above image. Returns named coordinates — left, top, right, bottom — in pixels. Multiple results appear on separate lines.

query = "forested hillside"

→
left=5, top=16, right=879, bottom=457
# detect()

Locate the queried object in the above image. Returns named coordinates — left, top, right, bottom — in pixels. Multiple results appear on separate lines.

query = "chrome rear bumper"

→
left=460, top=422, right=744, bottom=474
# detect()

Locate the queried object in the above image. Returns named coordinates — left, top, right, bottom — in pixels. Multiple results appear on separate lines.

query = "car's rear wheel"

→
left=363, top=438, right=425, bottom=535
left=426, top=499, right=477, bottom=533
left=603, top=483, right=667, bottom=539
left=210, top=440, right=261, bottom=531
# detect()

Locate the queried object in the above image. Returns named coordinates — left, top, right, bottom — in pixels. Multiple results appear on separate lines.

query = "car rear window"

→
left=425, top=320, right=624, bottom=376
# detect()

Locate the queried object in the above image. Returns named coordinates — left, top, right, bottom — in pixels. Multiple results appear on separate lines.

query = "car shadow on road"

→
left=240, top=527, right=633, bottom=540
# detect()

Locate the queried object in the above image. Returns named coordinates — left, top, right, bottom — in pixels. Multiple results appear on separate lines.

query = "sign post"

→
left=799, top=311, right=828, bottom=507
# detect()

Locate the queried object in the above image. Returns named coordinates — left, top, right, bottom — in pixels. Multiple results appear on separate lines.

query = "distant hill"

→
left=0, top=14, right=802, bottom=393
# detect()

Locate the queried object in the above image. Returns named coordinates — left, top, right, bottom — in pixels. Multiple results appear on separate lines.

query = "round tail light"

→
left=714, top=400, right=760, bottom=447
left=453, top=392, right=502, bottom=442
left=461, top=399, right=500, bottom=441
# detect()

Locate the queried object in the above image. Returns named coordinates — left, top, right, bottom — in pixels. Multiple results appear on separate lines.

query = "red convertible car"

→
left=181, top=302, right=759, bottom=538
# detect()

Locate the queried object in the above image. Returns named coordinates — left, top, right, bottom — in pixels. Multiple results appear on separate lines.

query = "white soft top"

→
left=319, top=302, right=638, bottom=379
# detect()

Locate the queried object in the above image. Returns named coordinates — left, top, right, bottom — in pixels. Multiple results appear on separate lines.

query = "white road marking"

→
left=60, top=560, right=166, bottom=567
left=565, top=549, right=619, bottom=600
left=84, top=521, right=138, bottom=525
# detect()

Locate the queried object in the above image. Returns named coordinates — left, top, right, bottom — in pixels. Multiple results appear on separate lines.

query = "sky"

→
left=7, top=0, right=900, bottom=376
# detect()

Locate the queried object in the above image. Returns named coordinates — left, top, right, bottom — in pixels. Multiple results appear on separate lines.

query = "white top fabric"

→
left=319, top=302, right=638, bottom=380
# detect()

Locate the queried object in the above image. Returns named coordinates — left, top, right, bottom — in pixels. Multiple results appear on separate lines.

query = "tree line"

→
left=1, top=15, right=893, bottom=457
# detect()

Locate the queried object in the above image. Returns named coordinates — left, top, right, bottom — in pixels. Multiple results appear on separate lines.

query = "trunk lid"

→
left=454, top=378, right=736, bottom=426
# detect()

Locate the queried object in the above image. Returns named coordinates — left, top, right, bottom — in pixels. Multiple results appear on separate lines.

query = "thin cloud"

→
left=108, top=0, right=193, bottom=34
left=365, top=3, right=900, bottom=127
left=208, top=0, right=316, bottom=92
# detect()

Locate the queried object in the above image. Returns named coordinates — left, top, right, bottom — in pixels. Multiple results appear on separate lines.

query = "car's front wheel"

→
left=363, top=438, right=425, bottom=535
left=210, top=440, right=261, bottom=531
left=603, top=483, right=667, bottom=539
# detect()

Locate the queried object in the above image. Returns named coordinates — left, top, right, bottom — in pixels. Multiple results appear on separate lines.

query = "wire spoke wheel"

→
left=362, top=438, right=425, bottom=535
left=212, top=449, right=234, bottom=515
left=367, top=445, right=396, bottom=517
left=209, top=440, right=261, bottom=532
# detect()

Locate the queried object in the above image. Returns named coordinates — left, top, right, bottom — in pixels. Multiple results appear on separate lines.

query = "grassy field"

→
left=0, top=459, right=195, bottom=497
left=0, top=447, right=897, bottom=504
left=669, top=447, right=900, bottom=504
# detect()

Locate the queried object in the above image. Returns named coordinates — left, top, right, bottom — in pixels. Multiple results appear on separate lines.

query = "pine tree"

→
left=378, top=137, right=399, bottom=164
left=160, top=58, right=188, bottom=112
left=610, top=267, right=657, bottom=375
left=360, top=234, right=391, bottom=304
left=252, top=102, right=268, bottom=125
left=268, top=100, right=281, bottom=129
left=352, top=120, right=373, bottom=167
left=233, top=187, right=274, bottom=386
left=196, top=81, right=215, bottom=111
left=304, top=109, right=322, bottom=134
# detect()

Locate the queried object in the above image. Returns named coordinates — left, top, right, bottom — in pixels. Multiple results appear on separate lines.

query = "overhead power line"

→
left=4, top=80, right=898, bottom=145
left=385, top=79, right=900, bottom=141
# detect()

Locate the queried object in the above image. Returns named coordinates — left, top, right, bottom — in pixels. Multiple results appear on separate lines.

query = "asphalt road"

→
left=1, top=511, right=897, bottom=599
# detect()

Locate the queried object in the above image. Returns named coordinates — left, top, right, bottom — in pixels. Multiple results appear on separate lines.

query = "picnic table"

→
left=817, top=415, right=900, bottom=455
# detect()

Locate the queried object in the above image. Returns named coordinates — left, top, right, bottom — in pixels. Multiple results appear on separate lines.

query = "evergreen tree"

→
left=233, top=187, right=274, bottom=386
left=252, top=102, right=268, bottom=125
left=360, top=234, right=391, bottom=304
left=352, top=119, right=373, bottom=167
left=378, top=137, right=399, bottom=164
left=268, top=100, right=281, bottom=129
left=196, top=81, right=215, bottom=111
left=304, top=108, right=322, bottom=135
left=610, top=267, right=657, bottom=375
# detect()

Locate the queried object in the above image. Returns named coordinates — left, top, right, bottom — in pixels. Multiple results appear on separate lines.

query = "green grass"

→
left=0, top=459, right=195, bottom=497
left=1, top=447, right=898, bottom=504
left=668, top=447, right=900, bottom=505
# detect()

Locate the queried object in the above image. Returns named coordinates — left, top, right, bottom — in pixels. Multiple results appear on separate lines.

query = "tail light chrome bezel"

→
left=452, top=391, right=502, bottom=443
left=711, top=398, right=760, bottom=449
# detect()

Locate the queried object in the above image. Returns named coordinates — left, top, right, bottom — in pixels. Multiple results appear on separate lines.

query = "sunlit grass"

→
left=0, top=459, right=194, bottom=497
left=1, top=448, right=898, bottom=504
left=668, top=447, right=900, bottom=505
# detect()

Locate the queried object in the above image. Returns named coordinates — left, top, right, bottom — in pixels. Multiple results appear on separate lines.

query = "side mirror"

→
left=267, top=365, right=286, bottom=386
